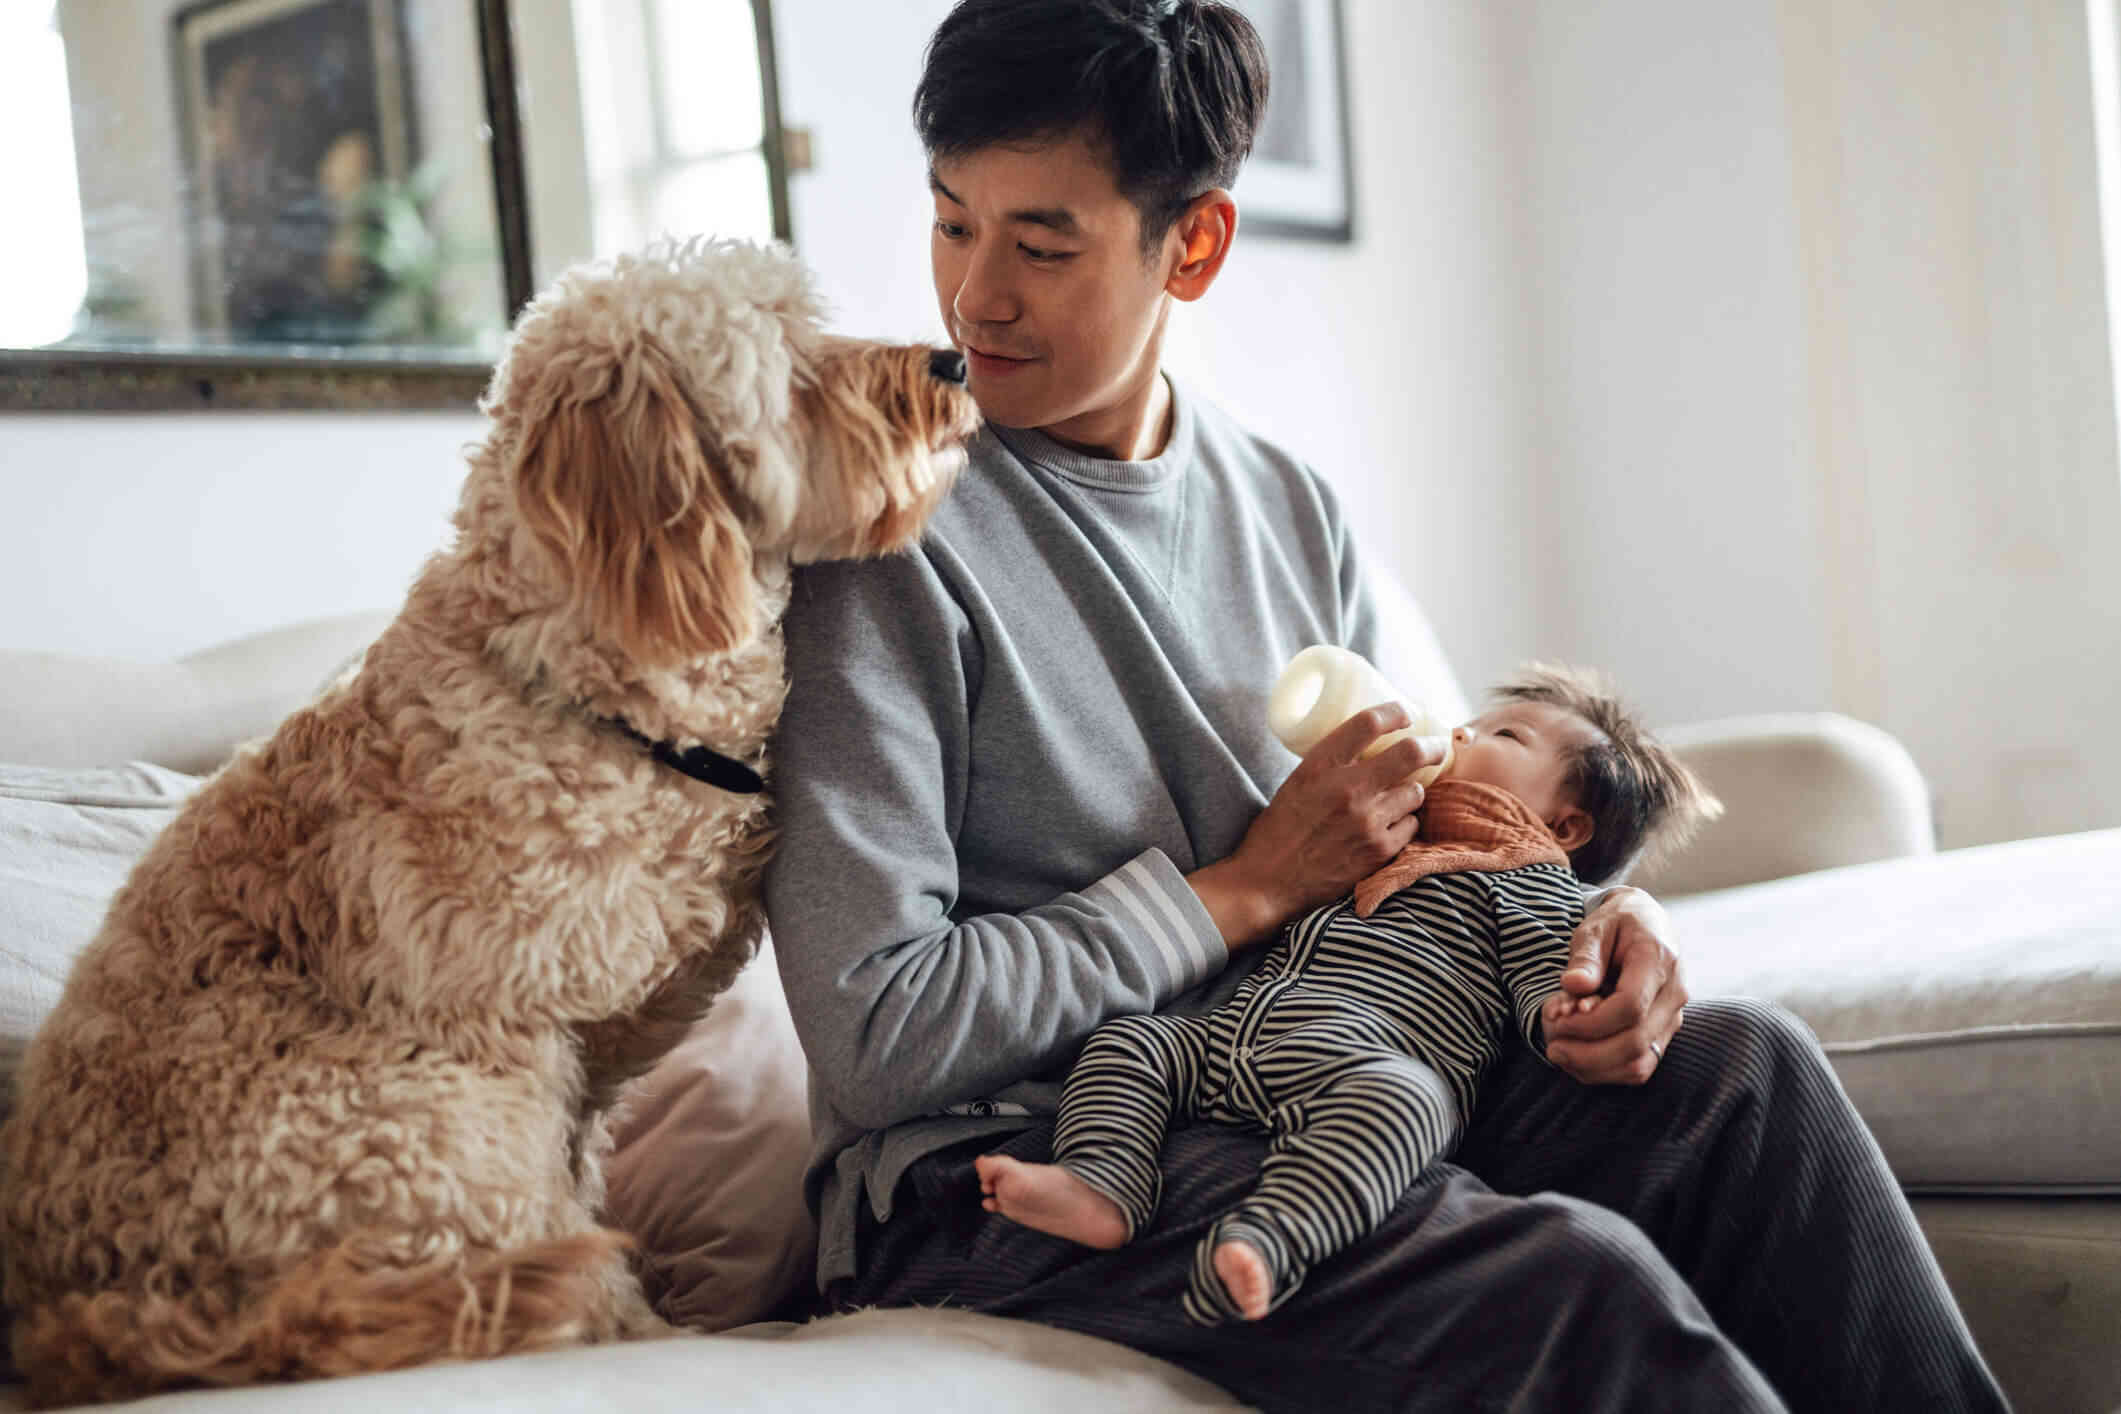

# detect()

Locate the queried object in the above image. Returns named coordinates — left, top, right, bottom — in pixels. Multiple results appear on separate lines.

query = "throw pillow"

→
left=0, top=762, right=199, bottom=1384
left=602, top=939, right=818, bottom=1331
left=0, top=762, right=200, bottom=1118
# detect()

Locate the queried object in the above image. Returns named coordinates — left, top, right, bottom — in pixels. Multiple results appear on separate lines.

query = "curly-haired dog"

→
left=0, top=239, right=979, bottom=1407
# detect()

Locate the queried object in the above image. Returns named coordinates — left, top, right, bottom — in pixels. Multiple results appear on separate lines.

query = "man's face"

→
left=929, top=131, right=1176, bottom=448
left=1441, top=700, right=1604, bottom=828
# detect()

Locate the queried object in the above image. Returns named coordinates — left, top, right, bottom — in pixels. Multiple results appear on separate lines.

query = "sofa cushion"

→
left=0, top=1307, right=1245, bottom=1413
left=603, top=940, right=818, bottom=1332
left=0, top=761, right=202, bottom=1384
left=0, top=763, right=201, bottom=1095
left=1672, top=828, right=2121, bottom=1193
left=0, top=611, right=391, bottom=775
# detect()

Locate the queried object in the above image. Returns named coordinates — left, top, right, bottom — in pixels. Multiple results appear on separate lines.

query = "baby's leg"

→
left=1187, top=1052, right=1464, bottom=1324
left=979, top=1011, right=1214, bottom=1247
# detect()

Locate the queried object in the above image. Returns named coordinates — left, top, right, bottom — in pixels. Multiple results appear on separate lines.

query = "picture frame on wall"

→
left=174, top=0, right=415, bottom=342
left=1228, top=0, right=1354, bottom=242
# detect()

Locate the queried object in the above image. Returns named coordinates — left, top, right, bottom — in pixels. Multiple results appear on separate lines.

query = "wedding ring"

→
left=1649, top=1038, right=1665, bottom=1060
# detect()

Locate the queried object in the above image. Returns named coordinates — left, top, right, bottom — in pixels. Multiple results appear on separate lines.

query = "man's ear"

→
left=1166, top=190, right=1237, bottom=302
left=1550, top=807, right=1595, bottom=854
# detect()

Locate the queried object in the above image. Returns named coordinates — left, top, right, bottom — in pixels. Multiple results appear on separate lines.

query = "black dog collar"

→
left=606, top=718, right=765, bottom=795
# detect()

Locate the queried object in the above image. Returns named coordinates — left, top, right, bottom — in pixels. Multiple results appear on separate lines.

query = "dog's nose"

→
left=928, top=349, right=968, bottom=385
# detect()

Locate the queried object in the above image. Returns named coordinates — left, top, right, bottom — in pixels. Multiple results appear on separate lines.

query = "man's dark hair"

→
left=1490, top=664, right=1725, bottom=886
left=914, top=0, right=1270, bottom=254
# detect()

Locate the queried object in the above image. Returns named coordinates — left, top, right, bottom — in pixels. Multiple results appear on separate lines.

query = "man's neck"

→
left=1041, top=370, right=1174, bottom=462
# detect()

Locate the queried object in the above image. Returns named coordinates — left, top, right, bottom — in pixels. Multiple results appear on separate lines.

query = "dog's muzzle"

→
left=929, top=349, right=968, bottom=384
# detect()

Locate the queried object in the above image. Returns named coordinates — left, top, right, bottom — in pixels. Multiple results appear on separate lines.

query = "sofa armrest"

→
left=0, top=610, right=393, bottom=775
left=1627, top=712, right=1934, bottom=898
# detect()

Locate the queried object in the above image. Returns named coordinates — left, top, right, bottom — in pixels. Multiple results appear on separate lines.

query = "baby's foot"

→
left=974, top=1155, right=1129, bottom=1249
left=1212, top=1238, right=1273, bottom=1321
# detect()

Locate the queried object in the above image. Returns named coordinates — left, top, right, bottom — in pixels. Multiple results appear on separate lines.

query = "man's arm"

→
left=766, top=550, right=1228, bottom=1134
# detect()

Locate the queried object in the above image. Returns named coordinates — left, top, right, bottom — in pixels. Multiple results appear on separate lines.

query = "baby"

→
left=976, top=664, right=1721, bottom=1323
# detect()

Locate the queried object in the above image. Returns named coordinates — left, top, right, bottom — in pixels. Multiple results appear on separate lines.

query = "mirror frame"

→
left=0, top=0, right=792, bottom=413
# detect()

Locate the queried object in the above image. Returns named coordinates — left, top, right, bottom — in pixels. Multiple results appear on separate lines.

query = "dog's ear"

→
left=510, top=341, right=755, bottom=664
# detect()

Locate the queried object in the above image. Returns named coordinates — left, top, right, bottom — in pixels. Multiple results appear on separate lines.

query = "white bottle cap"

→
left=1268, top=644, right=1454, bottom=785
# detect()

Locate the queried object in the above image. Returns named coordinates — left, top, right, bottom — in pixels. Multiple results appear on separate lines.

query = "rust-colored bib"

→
left=1351, top=779, right=1571, bottom=918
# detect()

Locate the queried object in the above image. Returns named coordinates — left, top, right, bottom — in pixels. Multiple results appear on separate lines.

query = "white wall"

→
left=515, top=0, right=597, bottom=289
left=0, top=413, right=474, bottom=660
left=1511, top=0, right=1831, bottom=721
left=1515, top=0, right=2121, bottom=847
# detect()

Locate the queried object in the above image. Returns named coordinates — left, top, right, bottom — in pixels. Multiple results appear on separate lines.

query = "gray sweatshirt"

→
left=765, top=378, right=1379, bottom=1289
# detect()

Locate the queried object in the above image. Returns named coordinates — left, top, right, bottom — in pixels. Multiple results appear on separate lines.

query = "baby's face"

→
left=1440, top=700, right=1604, bottom=825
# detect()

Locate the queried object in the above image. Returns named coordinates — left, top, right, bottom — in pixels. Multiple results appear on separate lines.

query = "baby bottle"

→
left=1268, top=644, right=1455, bottom=786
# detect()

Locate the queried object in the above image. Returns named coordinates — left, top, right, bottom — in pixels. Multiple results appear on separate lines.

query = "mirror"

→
left=1, top=0, right=791, bottom=411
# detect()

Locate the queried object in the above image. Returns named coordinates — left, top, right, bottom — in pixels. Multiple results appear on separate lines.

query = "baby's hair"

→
left=1489, top=664, right=1724, bottom=885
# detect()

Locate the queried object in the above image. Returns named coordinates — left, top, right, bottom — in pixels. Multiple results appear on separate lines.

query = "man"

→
left=763, top=3, right=2007, bottom=1410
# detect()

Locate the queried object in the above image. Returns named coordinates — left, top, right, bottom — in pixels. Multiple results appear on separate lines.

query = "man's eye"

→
left=1020, top=244, right=1072, bottom=263
left=935, top=220, right=967, bottom=240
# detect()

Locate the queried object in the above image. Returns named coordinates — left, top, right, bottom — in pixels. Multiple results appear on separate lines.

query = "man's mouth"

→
left=962, top=347, right=1035, bottom=375
left=962, top=342, right=1037, bottom=377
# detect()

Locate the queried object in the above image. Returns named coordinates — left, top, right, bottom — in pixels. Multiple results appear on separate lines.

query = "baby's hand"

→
left=1542, top=992, right=1600, bottom=1029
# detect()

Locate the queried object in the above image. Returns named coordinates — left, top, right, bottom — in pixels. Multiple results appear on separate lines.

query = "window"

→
left=570, top=0, right=785, bottom=255
left=0, top=2, right=90, bottom=348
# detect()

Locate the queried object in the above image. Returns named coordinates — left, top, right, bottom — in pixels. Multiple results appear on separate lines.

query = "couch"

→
left=1, top=589, right=2114, bottom=1413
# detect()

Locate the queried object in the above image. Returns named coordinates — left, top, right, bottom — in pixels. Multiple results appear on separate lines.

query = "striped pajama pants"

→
left=1055, top=864, right=1585, bottom=1322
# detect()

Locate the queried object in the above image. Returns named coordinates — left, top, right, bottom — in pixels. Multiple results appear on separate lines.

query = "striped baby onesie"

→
left=1052, top=785, right=1586, bottom=1323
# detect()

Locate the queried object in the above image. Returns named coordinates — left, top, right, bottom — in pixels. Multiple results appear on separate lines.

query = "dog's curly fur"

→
left=0, top=239, right=977, bottom=1407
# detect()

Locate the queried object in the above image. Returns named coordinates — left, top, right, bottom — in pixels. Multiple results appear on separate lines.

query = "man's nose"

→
left=953, top=241, right=1017, bottom=328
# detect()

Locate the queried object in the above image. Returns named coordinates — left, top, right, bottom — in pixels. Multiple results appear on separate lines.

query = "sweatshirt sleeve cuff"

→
left=1082, top=848, right=1229, bottom=999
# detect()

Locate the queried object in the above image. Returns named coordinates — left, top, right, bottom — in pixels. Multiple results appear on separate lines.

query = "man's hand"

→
left=1541, top=886, right=1687, bottom=1085
left=1188, top=705, right=1448, bottom=949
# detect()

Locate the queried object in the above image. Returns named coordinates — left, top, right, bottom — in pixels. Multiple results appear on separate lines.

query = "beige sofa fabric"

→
left=1672, top=827, right=2121, bottom=1192
left=0, top=1307, right=1247, bottom=1414
left=0, top=763, right=198, bottom=1049
left=603, top=941, right=820, bottom=1331
left=0, top=611, right=392, bottom=776
left=1631, top=712, right=1936, bottom=897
